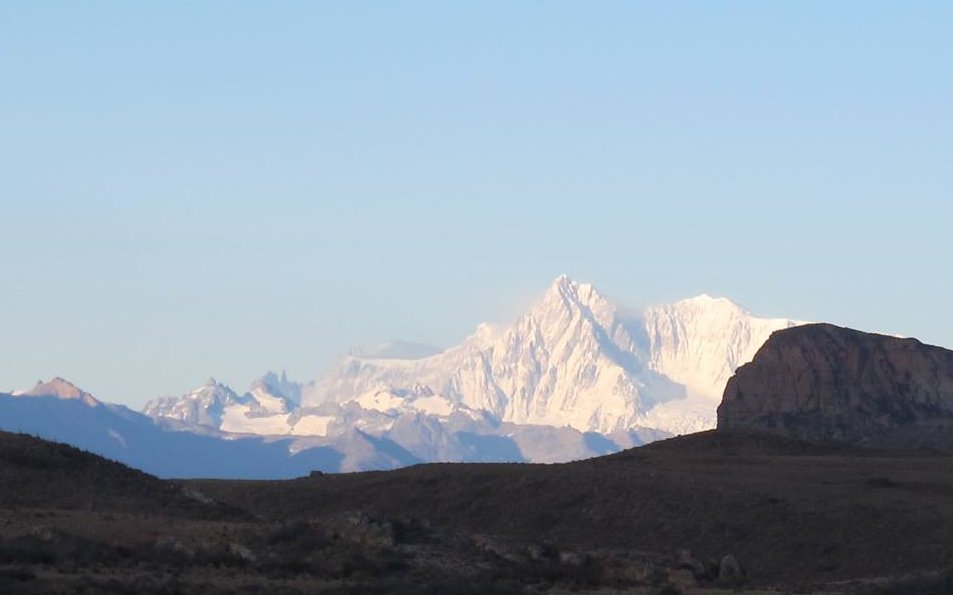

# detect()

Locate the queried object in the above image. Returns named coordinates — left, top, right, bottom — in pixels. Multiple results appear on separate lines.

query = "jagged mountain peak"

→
left=189, top=378, right=238, bottom=396
left=252, top=370, right=303, bottom=404
left=543, top=274, right=602, bottom=303
left=548, top=273, right=577, bottom=294
left=142, top=378, right=251, bottom=429
left=529, top=275, right=616, bottom=332
left=144, top=372, right=314, bottom=433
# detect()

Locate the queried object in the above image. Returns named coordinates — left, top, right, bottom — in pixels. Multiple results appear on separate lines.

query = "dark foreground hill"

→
left=190, top=430, right=953, bottom=592
left=0, top=432, right=244, bottom=518
left=2, top=429, right=952, bottom=594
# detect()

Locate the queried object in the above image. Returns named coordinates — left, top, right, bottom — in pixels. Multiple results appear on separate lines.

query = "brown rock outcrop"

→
left=717, top=323, right=953, bottom=448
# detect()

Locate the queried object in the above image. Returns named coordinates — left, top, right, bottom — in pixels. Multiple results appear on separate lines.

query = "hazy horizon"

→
left=3, top=3, right=952, bottom=406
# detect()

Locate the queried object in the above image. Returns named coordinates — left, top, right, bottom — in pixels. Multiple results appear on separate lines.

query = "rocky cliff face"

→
left=718, top=323, right=953, bottom=448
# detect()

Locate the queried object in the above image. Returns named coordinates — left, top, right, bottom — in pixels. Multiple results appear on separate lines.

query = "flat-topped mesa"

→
left=717, top=323, right=953, bottom=449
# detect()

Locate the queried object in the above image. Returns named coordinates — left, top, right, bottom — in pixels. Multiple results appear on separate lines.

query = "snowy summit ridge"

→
left=136, top=275, right=803, bottom=467
left=299, top=276, right=800, bottom=436
left=145, top=277, right=800, bottom=440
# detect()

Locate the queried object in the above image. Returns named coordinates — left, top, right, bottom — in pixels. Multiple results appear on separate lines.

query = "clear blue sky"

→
left=2, top=2, right=951, bottom=406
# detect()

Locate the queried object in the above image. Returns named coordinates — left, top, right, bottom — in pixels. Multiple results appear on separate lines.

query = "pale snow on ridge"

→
left=139, top=276, right=804, bottom=466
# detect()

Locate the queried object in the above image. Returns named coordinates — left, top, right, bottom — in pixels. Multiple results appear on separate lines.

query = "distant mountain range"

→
left=1, top=276, right=802, bottom=477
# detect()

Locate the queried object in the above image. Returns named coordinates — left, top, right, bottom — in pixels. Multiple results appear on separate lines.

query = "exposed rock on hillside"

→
left=717, top=323, right=953, bottom=448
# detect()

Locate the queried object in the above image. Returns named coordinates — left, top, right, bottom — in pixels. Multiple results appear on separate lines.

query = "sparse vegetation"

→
left=1, top=429, right=952, bottom=593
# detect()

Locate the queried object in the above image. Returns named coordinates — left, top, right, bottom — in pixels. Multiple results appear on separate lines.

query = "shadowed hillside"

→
left=2, top=429, right=952, bottom=593
left=0, top=432, right=245, bottom=519
left=192, top=430, right=953, bottom=590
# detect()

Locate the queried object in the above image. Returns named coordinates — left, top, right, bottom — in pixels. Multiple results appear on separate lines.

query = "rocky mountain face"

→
left=143, top=378, right=249, bottom=428
left=143, top=376, right=306, bottom=435
left=718, top=323, right=953, bottom=448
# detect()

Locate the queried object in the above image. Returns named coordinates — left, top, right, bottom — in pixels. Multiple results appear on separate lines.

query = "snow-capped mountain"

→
left=641, top=294, right=801, bottom=399
left=144, top=376, right=337, bottom=438
left=301, top=275, right=801, bottom=436
left=1, top=277, right=803, bottom=476
left=143, top=378, right=248, bottom=428
left=0, top=378, right=420, bottom=478
left=139, top=275, right=802, bottom=468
